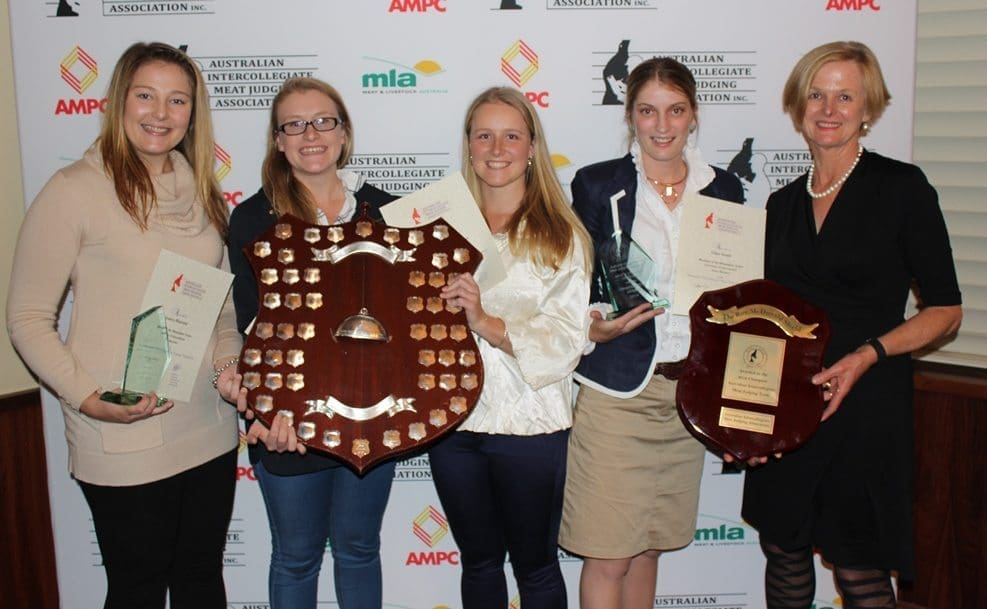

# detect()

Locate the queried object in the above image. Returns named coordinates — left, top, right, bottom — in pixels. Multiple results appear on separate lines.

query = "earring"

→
left=528, top=158, right=533, bottom=167
left=689, top=123, right=697, bottom=134
left=861, top=122, right=870, bottom=134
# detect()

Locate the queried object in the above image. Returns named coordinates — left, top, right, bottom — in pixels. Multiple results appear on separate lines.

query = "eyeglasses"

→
left=276, top=117, right=342, bottom=136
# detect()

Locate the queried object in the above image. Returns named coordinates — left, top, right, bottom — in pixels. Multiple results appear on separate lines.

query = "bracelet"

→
left=492, top=322, right=510, bottom=349
left=211, top=357, right=240, bottom=388
left=864, top=338, right=887, bottom=363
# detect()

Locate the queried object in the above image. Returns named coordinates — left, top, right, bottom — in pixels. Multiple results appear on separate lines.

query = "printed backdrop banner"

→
left=9, top=1, right=915, bottom=608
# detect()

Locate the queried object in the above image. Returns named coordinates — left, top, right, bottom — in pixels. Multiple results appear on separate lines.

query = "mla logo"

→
left=214, top=144, right=232, bottom=182
left=60, top=46, right=98, bottom=94
left=388, top=0, right=446, bottom=12
left=825, top=0, right=880, bottom=9
left=501, top=39, right=539, bottom=87
left=361, top=57, right=447, bottom=95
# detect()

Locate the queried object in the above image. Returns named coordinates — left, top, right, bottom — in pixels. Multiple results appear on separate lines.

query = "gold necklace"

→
left=646, top=168, right=688, bottom=200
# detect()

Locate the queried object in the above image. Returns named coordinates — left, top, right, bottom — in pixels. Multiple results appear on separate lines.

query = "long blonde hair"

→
left=261, top=78, right=354, bottom=223
left=461, top=87, right=591, bottom=272
left=98, top=42, right=226, bottom=235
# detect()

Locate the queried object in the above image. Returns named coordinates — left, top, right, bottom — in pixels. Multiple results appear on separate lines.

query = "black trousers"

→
left=78, top=449, right=237, bottom=609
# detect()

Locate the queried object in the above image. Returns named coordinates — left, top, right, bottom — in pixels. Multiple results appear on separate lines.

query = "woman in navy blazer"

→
left=559, top=57, right=743, bottom=609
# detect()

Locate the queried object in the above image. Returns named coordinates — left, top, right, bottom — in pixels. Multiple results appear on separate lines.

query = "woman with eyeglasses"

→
left=225, top=77, right=397, bottom=609
left=7, top=42, right=240, bottom=609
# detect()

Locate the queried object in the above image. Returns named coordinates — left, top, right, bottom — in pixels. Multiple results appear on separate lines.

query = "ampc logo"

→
left=55, top=46, right=107, bottom=115
left=825, top=0, right=880, bottom=10
left=214, top=144, right=232, bottom=182
left=406, top=505, right=460, bottom=566
left=388, top=0, right=446, bottom=12
left=501, top=39, right=550, bottom=108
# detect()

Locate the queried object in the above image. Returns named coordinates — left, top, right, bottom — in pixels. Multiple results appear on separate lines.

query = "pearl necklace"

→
left=806, top=145, right=863, bottom=199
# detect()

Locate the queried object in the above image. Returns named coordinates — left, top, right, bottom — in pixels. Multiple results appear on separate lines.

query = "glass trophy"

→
left=598, top=232, right=669, bottom=320
left=100, top=306, right=171, bottom=406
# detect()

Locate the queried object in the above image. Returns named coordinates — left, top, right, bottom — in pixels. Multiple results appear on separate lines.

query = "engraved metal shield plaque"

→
left=240, top=212, right=484, bottom=473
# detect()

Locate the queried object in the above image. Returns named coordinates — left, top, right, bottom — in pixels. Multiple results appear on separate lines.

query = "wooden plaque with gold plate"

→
left=676, top=279, right=831, bottom=460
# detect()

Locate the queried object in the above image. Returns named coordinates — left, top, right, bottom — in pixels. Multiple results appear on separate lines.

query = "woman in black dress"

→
left=741, top=41, right=962, bottom=609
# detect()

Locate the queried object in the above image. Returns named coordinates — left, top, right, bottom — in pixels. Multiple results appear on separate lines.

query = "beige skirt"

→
left=559, top=374, right=705, bottom=559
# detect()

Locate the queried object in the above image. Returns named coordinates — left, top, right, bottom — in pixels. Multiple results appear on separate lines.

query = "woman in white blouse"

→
left=432, top=86, right=592, bottom=609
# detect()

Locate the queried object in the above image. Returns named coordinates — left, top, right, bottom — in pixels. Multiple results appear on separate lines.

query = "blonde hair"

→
left=98, top=42, right=226, bottom=235
left=461, top=87, right=591, bottom=272
left=782, top=41, right=891, bottom=134
left=261, top=78, right=354, bottom=223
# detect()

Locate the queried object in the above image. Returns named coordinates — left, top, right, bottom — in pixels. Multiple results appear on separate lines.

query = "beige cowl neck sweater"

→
left=7, top=146, right=242, bottom=486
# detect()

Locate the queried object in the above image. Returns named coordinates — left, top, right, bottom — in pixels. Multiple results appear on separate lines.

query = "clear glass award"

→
left=598, top=232, right=669, bottom=320
left=99, top=306, right=171, bottom=406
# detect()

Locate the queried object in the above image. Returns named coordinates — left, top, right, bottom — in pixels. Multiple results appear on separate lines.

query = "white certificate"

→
left=139, top=249, right=234, bottom=402
left=380, top=173, right=506, bottom=290
left=671, top=193, right=766, bottom=315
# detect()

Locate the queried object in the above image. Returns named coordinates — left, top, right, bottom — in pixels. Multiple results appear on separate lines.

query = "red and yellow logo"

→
left=501, top=39, right=539, bottom=87
left=214, top=144, right=232, bottom=182
left=413, top=505, right=449, bottom=547
left=60, top=46, right=98, bottom=94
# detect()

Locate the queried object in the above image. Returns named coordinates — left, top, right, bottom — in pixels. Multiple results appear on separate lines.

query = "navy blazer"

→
left=572, top=153, right=744, bottom=396
left=227, top=184, right=396, bottom=474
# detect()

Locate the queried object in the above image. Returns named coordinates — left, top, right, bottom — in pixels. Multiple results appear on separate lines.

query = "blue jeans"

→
left=254, top=460, right=395, bottom=609
left=429, top=430, right=569, bottom=609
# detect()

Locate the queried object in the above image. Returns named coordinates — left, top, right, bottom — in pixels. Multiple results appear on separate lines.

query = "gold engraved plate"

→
left=410, top=324, right=428, bottom=341
left=407, top=297, right=424, bottom=313
left=254, top=241, right=272, bottom=258
left=297, top=323, right=316, bottom=340
left=408, top=422, right=427, bottom=441
left=356, top=221, right=373, bottom=238
left=445, top=301, right=463, bottom=314
left=323, top=430, right=342, bottom=448
left=449, top=396, right=468, bottom=415
left=383, top=228, right=400, bottom=244
left=352, top=438, right=371, bottom=458
left=719, top=406, right=776, bottom=435
left=282, top=269, right=300, bottom=285
left=260, top=269, right=278, bottom=285
left=382, top=430, right=401, bottom=448
left=274, top=223, right=292, bottom=240
left=242, top=372, right=261, bottom=390
left=408, top=271, right=425, bottom=287
left=461, top=373, right=479, bottom=391
left=263, top=293, right=282, bottom=309
left=458, top=350, right=477, bottom=366
left=276, top=410, right=294, bottom=424
left=242, top=349, right=262, bottom=366
left=286, top=350, right=305, bottom=367
left=428, top=272, right=446, bottom=288
left=720, top=331, right=786, bottom=407
left=264, top=350, right=284, bottom=367
left=304, top=228, right=321, bottom=243
left=304, top=268, right=320, bottom=284
left=453, top=248, right=470, bottom=264
left=418, top=374, right=436, bottom=390
left=284, top=293, right=302, bottom=310
left=430, top=325, right=448, bottom=341
left=306, top=293, right=324, bottom=310
left=439, top=374, right=457, bottom=391
left=277, top=323, right=295, bottom=340
left=286, top=373, right=305, bottom=391
left=408, top=230, right=424, bottom=246
left=254, top=394, right=274, bottom=413
left=433, top=225, right=449, bottom=240
left=426, top=297, right=444, bottom=314
left=450, top=325, right=469, bottom=342
left=265, top=373, right=283, bottom=390
left=418, top=350, right=436, bottom=367
left=438, top=350, right=456, bottom=367
left=327, top=226, right=345, bottom=243
left=278, top=249, right=295, bottom=264
left=297, top=421, right=316, bottom=440
left=255, top=323, right=274, bottom=339
left=429, top=409, right=448, bottom=426
left=432, top=253, right=449, bottom=269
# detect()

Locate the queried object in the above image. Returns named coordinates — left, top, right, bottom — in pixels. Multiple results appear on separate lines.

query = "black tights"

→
left=760, top=541, right=897, bottom=609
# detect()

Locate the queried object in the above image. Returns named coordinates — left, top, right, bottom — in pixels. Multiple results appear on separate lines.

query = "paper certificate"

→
left=138, top=250, right=234, bottom=402
left=671, top=193, right=766, bottom=315
left=380, top=173, right=506, bottom=290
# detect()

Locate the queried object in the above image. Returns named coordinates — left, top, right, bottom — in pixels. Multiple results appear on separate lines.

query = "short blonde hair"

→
left=782, top=41, right=891, bottom=134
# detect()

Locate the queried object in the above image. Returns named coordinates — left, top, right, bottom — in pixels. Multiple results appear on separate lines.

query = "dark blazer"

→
left=572, top=153, right=744, bottom=395
left=227, top=184, right=397, bottom=474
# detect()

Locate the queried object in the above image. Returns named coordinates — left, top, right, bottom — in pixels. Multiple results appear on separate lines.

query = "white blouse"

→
left=459, top=231, right=591, bottom=435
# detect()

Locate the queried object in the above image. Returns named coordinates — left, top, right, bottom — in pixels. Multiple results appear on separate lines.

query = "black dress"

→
left=742, top=150, right=961, bottom=578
